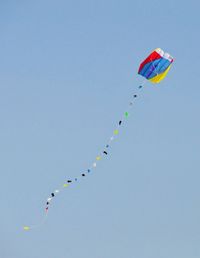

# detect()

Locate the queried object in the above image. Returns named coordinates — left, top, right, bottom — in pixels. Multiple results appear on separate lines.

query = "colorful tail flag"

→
left=23, top=48, right=173, bottom=231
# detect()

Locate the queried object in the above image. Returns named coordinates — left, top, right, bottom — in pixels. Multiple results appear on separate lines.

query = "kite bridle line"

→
left=149, top=58, right=159, bottom=78
left=23, top=79, right=147, bottom=231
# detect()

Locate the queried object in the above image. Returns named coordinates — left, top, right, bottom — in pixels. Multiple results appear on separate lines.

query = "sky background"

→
left=0, top=1, right=200, bottom=258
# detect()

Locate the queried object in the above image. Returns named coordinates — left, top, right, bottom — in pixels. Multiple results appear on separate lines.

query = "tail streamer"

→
left=23, top=81, right=145, bottom=231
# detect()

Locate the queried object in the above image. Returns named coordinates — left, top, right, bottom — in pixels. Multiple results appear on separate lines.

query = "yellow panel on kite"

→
left=149, top=65, right=172, bottom=83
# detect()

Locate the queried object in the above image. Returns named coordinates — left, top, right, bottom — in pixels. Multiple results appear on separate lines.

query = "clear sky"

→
left=0, top=1, right=200, bottom=257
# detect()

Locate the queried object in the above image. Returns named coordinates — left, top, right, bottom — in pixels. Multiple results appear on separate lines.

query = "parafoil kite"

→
left=23, top=48, right=174, bottom=231
left=138, top=48, right=173, bottom=83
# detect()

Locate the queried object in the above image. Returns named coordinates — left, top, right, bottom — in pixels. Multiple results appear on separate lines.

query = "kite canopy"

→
left=138, top=48, right=174, bottom=83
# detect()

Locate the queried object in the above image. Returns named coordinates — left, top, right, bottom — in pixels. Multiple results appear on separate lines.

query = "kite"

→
left=138, top=48, right=173, bottom=83
left=23, top=48, right=174, bottom=231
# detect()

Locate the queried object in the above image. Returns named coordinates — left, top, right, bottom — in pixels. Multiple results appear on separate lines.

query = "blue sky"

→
left=0, top=1, right=200, bottom=257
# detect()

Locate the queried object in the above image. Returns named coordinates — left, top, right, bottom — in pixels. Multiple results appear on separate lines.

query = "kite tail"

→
left=23, top=80, right=147, bottom=231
